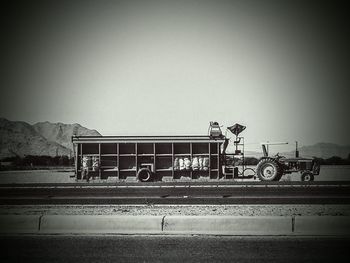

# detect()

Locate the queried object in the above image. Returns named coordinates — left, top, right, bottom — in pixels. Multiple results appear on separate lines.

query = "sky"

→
left=1, top=0, right=350, bottom=152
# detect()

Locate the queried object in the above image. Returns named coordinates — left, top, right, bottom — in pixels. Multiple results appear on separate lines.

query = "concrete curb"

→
left=163, top=216, right=292, bottom=235
left=0, top=215, right=40, bottom=233
left=294, top=216, right=350, bottom=236
left=1, top=215, right=350, bottom=235
left=40, top=215, right=163, bottom=234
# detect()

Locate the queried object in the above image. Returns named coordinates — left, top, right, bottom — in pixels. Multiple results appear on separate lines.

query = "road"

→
left=1, top=235, right=349, bottom=262
left=0, top=181, right=349, bottom=204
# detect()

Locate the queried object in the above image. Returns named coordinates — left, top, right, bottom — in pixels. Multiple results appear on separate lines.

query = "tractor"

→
left=256, top=141, right=320, bottom=182
left=218, top=122, right=320, bottom=182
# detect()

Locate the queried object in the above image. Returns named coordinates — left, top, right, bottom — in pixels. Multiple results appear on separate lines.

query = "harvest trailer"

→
left=72, top=122, right=320, bottom=182
left=72, top=135, right=228, bottom=182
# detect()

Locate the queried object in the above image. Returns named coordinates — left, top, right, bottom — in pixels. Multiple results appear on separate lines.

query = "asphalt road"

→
left=0, top=182, right=349, bottom=204
left=1, top=235, right=349, bottom=262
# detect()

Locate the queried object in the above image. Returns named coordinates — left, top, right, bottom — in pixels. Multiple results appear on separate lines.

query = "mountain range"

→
left=236, top=143, right=350, bottom=159
left=281, top=143, right=350, bottom=159
left=0, top=118, right=349, bottom=160
left=0, top=118, right=100, bottom=159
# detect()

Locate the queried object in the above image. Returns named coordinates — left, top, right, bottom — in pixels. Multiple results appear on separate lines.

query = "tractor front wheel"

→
left=301, top=172, right=314, bottom=182
left=256, top=158, right=283, bottom=181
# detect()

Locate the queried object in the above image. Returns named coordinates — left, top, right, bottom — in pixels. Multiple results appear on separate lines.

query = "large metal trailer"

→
left=72, top=135, right=228, bottom=181
left=72, top=122, right=320, bottom=182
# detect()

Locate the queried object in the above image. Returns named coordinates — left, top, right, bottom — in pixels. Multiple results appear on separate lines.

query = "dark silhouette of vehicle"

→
left=72, top=122, right=320, bottom=182
left=256, top=142, right=320, bottom=181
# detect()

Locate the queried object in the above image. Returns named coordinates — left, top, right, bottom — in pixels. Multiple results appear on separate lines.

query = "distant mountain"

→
left=1, top=118, right=349, bottom=160
left=0, top=118, right=101, bottom=159
left=33, top=121, right=100, bottom=151
left=244, top=150, right=263, bottom=158
left=283, top=143, right=350, bottom=159
left=229, top=143, right=350, bottom=159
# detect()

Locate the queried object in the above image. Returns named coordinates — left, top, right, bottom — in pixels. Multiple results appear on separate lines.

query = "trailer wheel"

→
left=137, top=168, right=152, bottom=182
left=256, top=158, right=283, bottom=181
left=301, top=172, right=314, bottom=182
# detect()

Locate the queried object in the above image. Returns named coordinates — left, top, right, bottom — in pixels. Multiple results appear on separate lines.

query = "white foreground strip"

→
left=163, top=216, right=291, bottom=235
left=40, top=215, right=163, bottom=234
left=294, top=216, right=350, bottom=235
left=0, top=215, right=40, bottom=233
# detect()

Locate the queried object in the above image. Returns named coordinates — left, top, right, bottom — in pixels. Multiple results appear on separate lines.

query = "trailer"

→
left=72, top=135, right=231, bottom=182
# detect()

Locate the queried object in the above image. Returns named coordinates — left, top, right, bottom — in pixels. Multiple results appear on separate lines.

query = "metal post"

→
left=75, top=143, right=78, bottom=180
left=172, top=143, right=174, bottom=179
left=190, top=142, right=193, bottom=179
left=217, top=143, right=220, bottom=178
left=98, top=143, right=101, bottom=180
left=135, top=143, right=138, bottom=178
left=153, top=143, right=156, bottom=175
left=117, top=143, right=120, bottom=179
left=208, top=143, right=211, bottom=178
left=80, top=144, right=83, bottom=180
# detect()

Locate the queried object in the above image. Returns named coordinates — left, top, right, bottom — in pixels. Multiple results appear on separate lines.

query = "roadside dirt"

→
left=1, top=204, right=349, bottom=216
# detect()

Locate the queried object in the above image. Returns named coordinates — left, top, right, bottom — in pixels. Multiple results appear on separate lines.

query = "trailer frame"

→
left=72, top=135, right=226, bottom=181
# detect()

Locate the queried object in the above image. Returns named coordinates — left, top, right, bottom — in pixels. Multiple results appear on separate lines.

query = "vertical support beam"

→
left=117, top=143, right=120, bottom=179
left=75, top=143, right=79, bottom=180
left=171, top=143, right=174, bottom=179
left=135, top=143, right=138, bottom=178
left=153, top=143, right=156, bottom=174
left=79, top=144, right=83, bottom=180
left=98, top=143, right=101, bottom=180
left=208, top=143, right=211, bottom=178
left=217, top=143, right=220, bottom=178
left=242, top=137, right=245, bottom=172
left=190, top=142, right=193, bottom=179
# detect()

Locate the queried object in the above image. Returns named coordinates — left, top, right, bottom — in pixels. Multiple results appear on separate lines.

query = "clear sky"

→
left=1, top=0, right=349, bottom=152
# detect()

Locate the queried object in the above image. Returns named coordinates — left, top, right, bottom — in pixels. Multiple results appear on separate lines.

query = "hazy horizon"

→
left=1, top=0, right=349, bottom=152
left=2, top=116, right=349, bottom=155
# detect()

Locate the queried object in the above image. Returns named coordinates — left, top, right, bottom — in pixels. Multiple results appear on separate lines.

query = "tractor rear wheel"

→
left=301, top=172, right=314, bottom=182
left=256, top=158, right=283, bottom=181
